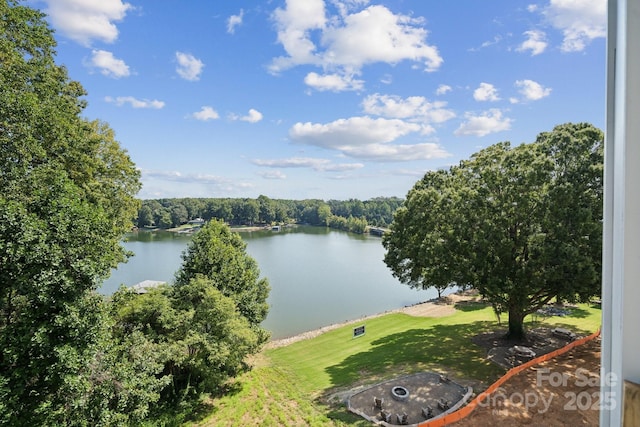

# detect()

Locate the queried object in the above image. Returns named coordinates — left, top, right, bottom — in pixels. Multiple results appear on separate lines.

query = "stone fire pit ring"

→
left=391, top=385, right=409, bottom=402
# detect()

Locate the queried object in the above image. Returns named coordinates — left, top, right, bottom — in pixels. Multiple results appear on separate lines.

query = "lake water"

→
left=101, top=226, right=437, bottom=339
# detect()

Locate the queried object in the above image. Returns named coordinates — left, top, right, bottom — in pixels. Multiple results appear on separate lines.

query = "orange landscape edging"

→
left=416, top=328, right=601, bottom=427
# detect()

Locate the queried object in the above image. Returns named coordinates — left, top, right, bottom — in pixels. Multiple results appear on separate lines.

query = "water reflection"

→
left=102, top=226, right=434, bottom=339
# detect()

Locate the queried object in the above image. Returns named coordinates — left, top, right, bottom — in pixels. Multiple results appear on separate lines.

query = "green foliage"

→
left=137, top=205, right=155, bottom=228
left=198, top=364, right=341, bottom=426
left=98, top=219, right=272, bottom=419
left=205, top=303, right=600, bottom=425
left=0, top=1, right=141, bottom=424
left=384, top=123, right=603, bottom=339
left=110, top=278, right=263, bottom=406
left=175, top=220, right=270, bottom=333
left=171, top=277, right=263, bottom=396
left=136, top=196, right=403, bottom=231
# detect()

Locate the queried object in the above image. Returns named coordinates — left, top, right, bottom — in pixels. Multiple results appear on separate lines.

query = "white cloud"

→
left=361, top=94, right=455, bottom=124
left=142, top=170, right=253, bottom=193
left=259, top=170, right=287, bottom=180
left=304, top=72, right=364, bottom=92
left=288, top=116, right=450, bottom=161
left=515, top=79, right=552, bottom=101
left=234, top=109, right=263, bottom=123
left=390, top=168, right=431, bottom=177
left=227, top=9, right=244, bottom=34
left=473, top=82, right=500, bottom=102
left=290, top=116, right=421, bottom=148
left=517, top=30, right=548, bottom=55
left=468, top=35, right=503, bottom=52
left=192, top=106, right=220, bottom=121
left=42, top=0, right=131, bottom=46
left=243, top=109, right=263, bottom=123
left=175, top=52, right=204, bottom=81
left=339, top=142, right=451, bottom=162
left=435, top=84, right=452, bottom=95
left=455, top=109, right=512, bottom=137
left=253, top=157, right=325, bottom=168
left=105, top=96, right=164, bottom=109
left=270, top=2, right=442, bottom=91
left=330, top=0, right=371, bottom=16
left=270, top=0, right=327, bottom=71
left=87, top=49, right=130, bottom=78
left=320, top=162, right=366, bottom=171
left=543, top=0, right=606, bottom=52
left=321, top=6, right=442, bottom=71
left=252, top=157, right=364, bottom=171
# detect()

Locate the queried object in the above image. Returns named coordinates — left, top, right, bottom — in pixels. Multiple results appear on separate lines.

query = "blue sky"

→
left=31, top=0, right=606, bottom=200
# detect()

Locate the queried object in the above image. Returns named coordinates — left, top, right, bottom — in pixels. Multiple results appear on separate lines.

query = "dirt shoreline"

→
left=265, top=292, right=472, bottom=349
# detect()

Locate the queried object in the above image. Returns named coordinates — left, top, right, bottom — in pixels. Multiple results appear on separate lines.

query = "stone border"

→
left=347, top=372, right=473, bottom=427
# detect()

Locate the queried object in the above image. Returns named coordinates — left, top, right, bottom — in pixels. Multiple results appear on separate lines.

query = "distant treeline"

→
left=136, top=196, right=404, bottom=233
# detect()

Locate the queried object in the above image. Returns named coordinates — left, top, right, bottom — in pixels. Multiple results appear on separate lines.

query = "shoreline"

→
left=265, top=291, right=476, bottom=349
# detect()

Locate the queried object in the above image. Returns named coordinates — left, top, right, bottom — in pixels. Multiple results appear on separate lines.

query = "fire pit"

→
left=391, top=385, right=409, bottom=402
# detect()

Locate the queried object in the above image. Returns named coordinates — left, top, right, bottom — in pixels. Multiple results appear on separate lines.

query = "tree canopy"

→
left=1, top=2, right=275, bottom=423
left=109, top=276, right=263, bottom=404
left=1, top=1, right=142, bottom=423
left=175, top=219, right=271, bottom=338
left=383, top=123, right=603, bottom=339
left=135, top=196, right=404, bottom=232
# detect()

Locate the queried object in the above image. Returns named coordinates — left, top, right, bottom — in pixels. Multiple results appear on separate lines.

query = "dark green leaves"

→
left=176, top=219, right=270, bottom=330
left=384, top=123, right=603, bottom=338
left=1, top=1, right=141, bottom=423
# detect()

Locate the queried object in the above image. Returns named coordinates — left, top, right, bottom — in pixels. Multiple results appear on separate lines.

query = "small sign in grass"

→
left=353, top=325, right=366, bottom=338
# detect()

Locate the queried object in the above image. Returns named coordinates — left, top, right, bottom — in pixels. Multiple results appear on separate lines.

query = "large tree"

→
left=384, top=123, right=603, bottom=339
left=175, top=219, right=270, bottom=343
left=0, top=1, right=141, bottom=424
left=109, top=277, right=262, bottom=403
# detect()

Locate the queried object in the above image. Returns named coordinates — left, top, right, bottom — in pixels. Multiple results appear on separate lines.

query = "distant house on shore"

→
left=131, top=280, right=166, bottom=294
left=188, top=218, right=205, bottom=225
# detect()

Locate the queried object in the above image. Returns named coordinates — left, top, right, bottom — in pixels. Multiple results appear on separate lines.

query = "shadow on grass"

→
left=324, top=407, right=374, bottom=426
left=454, top=300, right=489, bottom=312
left=324, top=321, right=503, bottom=391
left=147, top=400, right=216, bottom=427
left=539, top=321, right=596, bottom=337
left=565, top=306, right=595, bottom=319
left=147, top=379, right=245, bottom=426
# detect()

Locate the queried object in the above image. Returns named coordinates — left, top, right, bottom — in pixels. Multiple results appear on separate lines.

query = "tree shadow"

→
left=324, top=406, right=374, bottom=426
left=540, top=321, right=595, bottom=337
left=454, top=300, right=489, bottom=312
left=152, top=377, right=246, bottom=425
left=564, top=306, right=596, bottom=318
left=324, top=321, right=503, bottom=391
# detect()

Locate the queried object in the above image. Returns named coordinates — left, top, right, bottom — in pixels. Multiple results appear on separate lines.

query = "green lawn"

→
left=190, top=301, right=601, bottom=426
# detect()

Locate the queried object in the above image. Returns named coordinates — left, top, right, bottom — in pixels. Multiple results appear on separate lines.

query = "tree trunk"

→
left=507, top=306, right=526, bottom=339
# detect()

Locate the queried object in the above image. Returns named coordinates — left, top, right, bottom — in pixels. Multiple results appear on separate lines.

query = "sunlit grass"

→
left=192, top=362, right=334, bottom=426
left=191, top=302, right=601, bottom=426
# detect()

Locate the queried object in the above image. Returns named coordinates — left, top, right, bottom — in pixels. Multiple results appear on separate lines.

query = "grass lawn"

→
left=189, top=301, right=601, bottom=426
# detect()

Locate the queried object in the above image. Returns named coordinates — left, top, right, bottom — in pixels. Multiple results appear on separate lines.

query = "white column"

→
left=602, top=1, right=640, bottom=425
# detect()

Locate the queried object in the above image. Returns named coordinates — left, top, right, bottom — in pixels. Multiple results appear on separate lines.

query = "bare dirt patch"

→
left=401, top=299, right=457, bottom=318
left=472, top=327, right=584, bottom=369
left=450, top=337, right=601, bottom=427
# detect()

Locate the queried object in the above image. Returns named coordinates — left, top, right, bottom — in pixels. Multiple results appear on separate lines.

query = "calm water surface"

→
left=101, top=226, right=436, bottom=339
